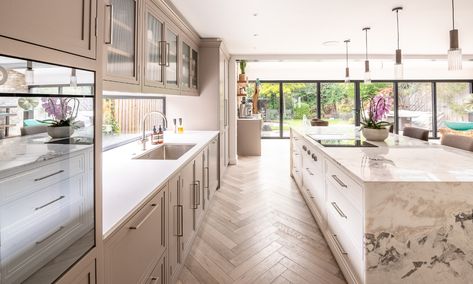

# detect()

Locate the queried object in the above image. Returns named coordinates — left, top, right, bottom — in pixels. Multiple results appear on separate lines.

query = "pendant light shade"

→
left=393, top=7, right=403, bottom=79
left=25, top=60, right=34, bottom=85
left=448, top=0, right=462, bottom=70
left=344, top=39, right=350, bottom=83
left=70, top=68, right=78, bottom=87
left=363, top=27, right=371, bottom=84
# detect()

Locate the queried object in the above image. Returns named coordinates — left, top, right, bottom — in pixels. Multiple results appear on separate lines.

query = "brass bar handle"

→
left=331, top=202, right=347, bottom=219
left=333, top=234, right=348, bottom=255
left=81, top=0, right=85, bottom=40
left=305, top=168, right=314, bottom=176
left=36, top=226, right=64, bottom=245
left=177, top=205, right=183, bottom=237
left=34, top=170, right=64, bottom=182
left=166, top=42, right=170, bottom=67
left=35, top=195, right=65, bottom=210
left=159, top=41, right=166, bottom=66
left=191, top=183, right=197, bottom=209
left=332, top=175, right=348, bottom=188
left=129, top=204, right=157, bottom=230
left=205, top=167, right=210, bottom=199
left=195, top=181, right=201, bottom=206
left=105, top=4, right=113, bottom=44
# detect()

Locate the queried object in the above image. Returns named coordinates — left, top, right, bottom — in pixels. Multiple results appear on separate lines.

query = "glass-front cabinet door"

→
left=165, top=27, right=179, bottom=89
left=191, top=49, right=198, bottom=90
left=144, top=6, right=164, bottom=87
left=181, top=42, right=191, bottom=89
left=105, top=0, right=139, bottom=84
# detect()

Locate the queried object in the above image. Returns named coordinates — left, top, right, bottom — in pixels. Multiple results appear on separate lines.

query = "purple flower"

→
left=370, top=94, right=392, bottom=122
left=41, top=98, right=74, bottom=121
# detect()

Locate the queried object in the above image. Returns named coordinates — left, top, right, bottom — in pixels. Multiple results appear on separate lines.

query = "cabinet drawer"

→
left=327, top=204, right=364, bottom=281
left=0, top=153, right=86, bottom=203
left=145, top=253, right=166, bottom=284
left=303, top=169, right=325, bottom=213
left=326, top=181, right=363, bottom=255
left=105, top=186, right=167, bottom=284
left=326, top=160, right=362, bottom=213
left=1, top=191, right=92, bottom=284
left=1, top=175, right=84, bottom=231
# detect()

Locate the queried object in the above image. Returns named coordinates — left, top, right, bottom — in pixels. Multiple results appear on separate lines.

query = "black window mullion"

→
left=317, top=82, right=321, bottom=119
left=279, top=82, right=284, bottom=138
left=393, top=82, right=400, bottom=134
left=431, top=82, right=438, bottom=138
left=354, top=82, right=361, bottom=126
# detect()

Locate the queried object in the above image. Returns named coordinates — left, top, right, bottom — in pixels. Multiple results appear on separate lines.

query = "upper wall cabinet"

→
left=0, top=0, right=97, bottom=59
left=103, top=0, right=140, bottom=89
left=103, top=0, right=200, bottom=96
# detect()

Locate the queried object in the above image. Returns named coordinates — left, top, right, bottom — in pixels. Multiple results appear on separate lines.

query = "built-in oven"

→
left=0, top=55, right=95, bottom=283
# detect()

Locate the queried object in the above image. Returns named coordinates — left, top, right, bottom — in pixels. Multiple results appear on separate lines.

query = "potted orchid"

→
left=360, top=94, right=392, bottom=141
left=41, top=97, right=80, bottom=138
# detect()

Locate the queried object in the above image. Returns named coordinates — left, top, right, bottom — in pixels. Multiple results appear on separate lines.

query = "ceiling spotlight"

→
left=253, top=13, right=258, bottom=17
left=322, top=41, right=340, bottom=47
left=253, top=34, right=259, bottom=37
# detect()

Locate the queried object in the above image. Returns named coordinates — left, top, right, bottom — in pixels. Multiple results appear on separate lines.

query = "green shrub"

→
left=293, top=103, right=311, bottom=119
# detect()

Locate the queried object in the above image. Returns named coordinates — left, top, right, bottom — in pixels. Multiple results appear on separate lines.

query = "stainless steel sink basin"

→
left=134, top=143, right=196, bottom=160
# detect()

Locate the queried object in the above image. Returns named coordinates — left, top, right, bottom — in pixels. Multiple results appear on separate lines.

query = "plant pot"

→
left=362, top=127, right=389, bottom=141
left=47, top=126, right=74, bottom=139
left=238, top=74, right=247, bottom=82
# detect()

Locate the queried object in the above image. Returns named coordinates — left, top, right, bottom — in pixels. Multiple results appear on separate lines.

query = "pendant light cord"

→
left=452, top=0, right=455, bottom=29
left=365, top=29, right=368, bottom=60
left=396, top=9, right=400, bottom=50
left=345, top=41, right=349, bottom=67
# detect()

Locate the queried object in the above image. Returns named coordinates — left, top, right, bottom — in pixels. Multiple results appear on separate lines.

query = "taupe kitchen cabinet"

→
left=0, top=0, right=97, bottom=58
left=145, top=253, right=166, bottom=284
left=103, top=0, right=141, bottom=90
left=180, top=35, right=199, bottom=96
left=164, top=20, right=180, bottom=93
left=104, top=185, right=167, bottom=284
left=64, top=259, right=96, bottom=284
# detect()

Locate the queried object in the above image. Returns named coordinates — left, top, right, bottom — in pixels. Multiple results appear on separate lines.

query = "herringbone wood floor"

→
left=177, top=140, right=346, bottom=284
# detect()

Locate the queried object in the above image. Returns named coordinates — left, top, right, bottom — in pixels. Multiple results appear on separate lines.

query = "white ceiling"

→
left=169, top=0, right=473, bottom=56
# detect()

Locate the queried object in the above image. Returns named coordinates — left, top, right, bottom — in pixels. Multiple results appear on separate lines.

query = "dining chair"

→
left=441, top=134, right=473, bottom=152
left=402, top=126, right=429, bottom=141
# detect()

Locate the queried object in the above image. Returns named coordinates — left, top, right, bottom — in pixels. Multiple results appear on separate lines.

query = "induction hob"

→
left=307, top=135, right=378, bottom=148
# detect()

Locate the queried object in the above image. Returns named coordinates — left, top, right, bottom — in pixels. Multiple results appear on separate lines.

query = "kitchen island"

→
left=290, top=126, right=473, bottom=284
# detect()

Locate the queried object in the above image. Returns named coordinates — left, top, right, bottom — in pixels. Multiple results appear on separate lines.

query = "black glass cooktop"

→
left=46, top=137, right=93, bottom=145
left=309, top=137, right=378, bottom=148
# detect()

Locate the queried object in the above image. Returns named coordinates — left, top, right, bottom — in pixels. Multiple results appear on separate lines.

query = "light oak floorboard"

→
left=178, top=140, right=346, bottom=284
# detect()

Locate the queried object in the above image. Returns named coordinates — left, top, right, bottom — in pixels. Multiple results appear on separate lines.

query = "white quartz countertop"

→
left=102, top=131, right=219, bottom=238
left=293, top=126, right=473, bottom=183
left=0, top=131, right=93, bottom=177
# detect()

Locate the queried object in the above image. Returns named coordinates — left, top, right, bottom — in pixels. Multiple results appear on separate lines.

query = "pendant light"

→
left=70, top=68, right=78, bottom=87
left=363, top=27, right=371, bottom=84
left=448, top=0, right=462, bottom=70
left=393, top=7, right=403, bottom=79
left=25, top=60, right=34, bottom=85
left=344, top=39, right=350, bottom=83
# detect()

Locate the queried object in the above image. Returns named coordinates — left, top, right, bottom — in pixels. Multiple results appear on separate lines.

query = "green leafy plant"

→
left=465, top=94, right=473, bottom=112
left=239, top=60, right=247, bottom=74
left=361, top=95, right=392, bottom=129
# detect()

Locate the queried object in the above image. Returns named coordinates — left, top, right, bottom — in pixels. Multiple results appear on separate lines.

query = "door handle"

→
left=159, top=41, right=166, bottom=66
left=331, top=175, right=348, bottom=188
left=176, top=205, right=183, bottom=237
left=305, top=168, right=314, bottom=176
left=331, top=202, right=347, bottom=219
left=35, top=195, right=65, bottom=210
left=105, top=4, right=113, bottom=44
left=129, top=204, right=157, bottom=230
left=166, top=42, right=170, bottom=67
left=195, top=181, right=201, bottom=206
left=161, top=194, right=165, bottom=246
left=333, top=234, right=348, bottom=255
left=34, top=170, right=64, bottom=181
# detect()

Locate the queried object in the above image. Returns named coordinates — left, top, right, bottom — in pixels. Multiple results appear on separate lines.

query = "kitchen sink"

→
left=134, top=143, right=196, bottom=160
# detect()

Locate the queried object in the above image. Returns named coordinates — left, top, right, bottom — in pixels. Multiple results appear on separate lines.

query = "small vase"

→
left=47, top=126, right=74, bottom=139
left=362, top=127, right=389, bottom=141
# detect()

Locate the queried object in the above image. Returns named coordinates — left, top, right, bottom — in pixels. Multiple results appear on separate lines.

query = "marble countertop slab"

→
left=0, top=130, right=93, bottom=177
left=292, top=126, right=473, bottom=183
left=102, top=131, right=219, bottom=239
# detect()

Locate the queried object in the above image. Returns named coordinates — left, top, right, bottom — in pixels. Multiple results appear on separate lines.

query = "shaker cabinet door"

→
left=144, top=5, right=165, bottom=87
left=0, top=0, right=97, bottom=58
left=180, top=161, right=195, bottom=260
left=168, top=174, right=181, bottom=282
